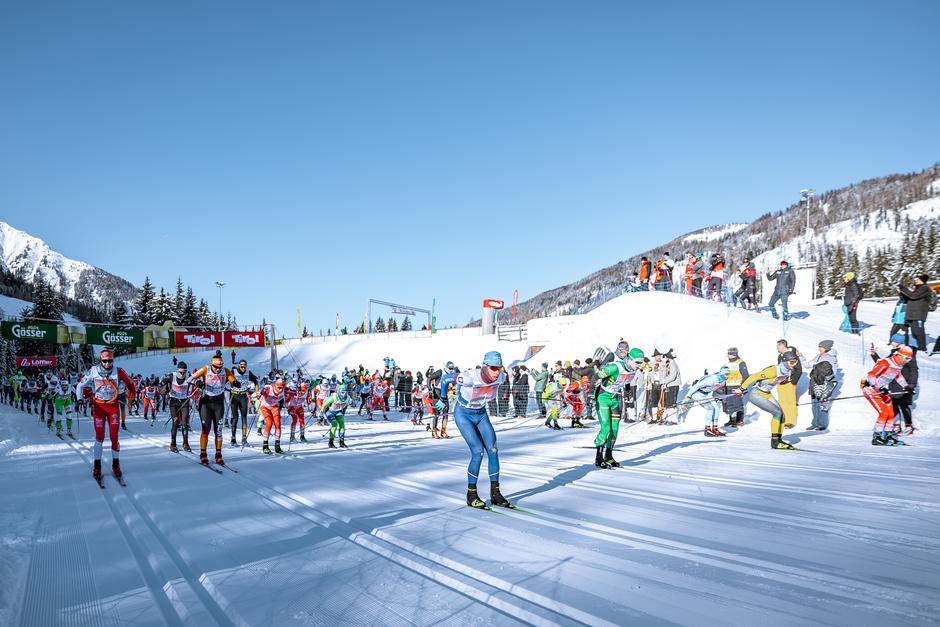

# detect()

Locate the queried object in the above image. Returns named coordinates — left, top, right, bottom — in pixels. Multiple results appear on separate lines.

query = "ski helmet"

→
left=717, top=366, right=730, bottom=381
left=100, top=349, right=114, bottom=362
left=892, top=345, right=914, bottom=364
left=177, top=361, right=187, bottom=370
left=615, top=341, right=630, bottom=356
left=727, top=347, right=738, bottom=357
left=274, top=378, right=285, bottom=389
left=445, top=361, right=455, bottom=371
left=482, top=351, right=503, bottom=368
left=628, top=348, right=644, bottom=361
left=338, top=384, right=348, bottom=393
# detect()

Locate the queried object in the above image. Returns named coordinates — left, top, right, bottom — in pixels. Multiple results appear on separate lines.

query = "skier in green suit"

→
left=323, top=384, right=352, bottom=448
left=594, top=342, right=644, bottom=469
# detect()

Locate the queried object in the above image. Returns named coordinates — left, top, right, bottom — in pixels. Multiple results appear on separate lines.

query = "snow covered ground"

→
left=2, top=291, right=939, bottom=625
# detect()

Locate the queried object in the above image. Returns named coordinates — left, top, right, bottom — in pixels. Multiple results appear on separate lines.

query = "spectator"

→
left=766, top=260, right=795, bottom=321
left=400, top=370, right=414, bottom=412
left=775, top=339, right=802, bottom=428
left=638, top=257, right=652, bottom=290
left=529, top=363, right=549, bottom=418
left=808, top=340, right=838, bottom=431
left=497, top=371, right=511, bottom=417
left=897, top=274, right=932, bottom=353
left=842, top=272, right=863, bottom=334
left=734, top=256, right=758, bottom=310
left=706, top=253, right=725, bottom=300
left=686, top=252, right=704, bottom=297
left=511, top=366, right=529, bottom=418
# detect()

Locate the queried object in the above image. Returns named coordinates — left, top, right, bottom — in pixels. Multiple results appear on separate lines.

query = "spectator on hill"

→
left=638, top=257, right=652, bottom=291
left=766, top=260, right=795, bottom=321
left=897, top=274, right=932, bottom=353
left=706, top=253, right=725, bottom=300
left=842, top=272, right=863, bottom=334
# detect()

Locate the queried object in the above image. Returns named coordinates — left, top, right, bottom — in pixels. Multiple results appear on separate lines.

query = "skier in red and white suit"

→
left=287, top=383, right=307, bottom=443
left=77, top=349, right=137, bottom=481
left=863, top=345, right=913, bottom=446
left=259, top=379, right=285, bottom=454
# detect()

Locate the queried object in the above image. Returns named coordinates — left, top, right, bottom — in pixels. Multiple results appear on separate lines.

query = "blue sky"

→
left=2, top=1, right=938, bottom=333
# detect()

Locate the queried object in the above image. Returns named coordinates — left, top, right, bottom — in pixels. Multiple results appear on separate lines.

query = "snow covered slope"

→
left=2, top=290, right=938, bottom=625
left=0, top=221, right=138, bottom=304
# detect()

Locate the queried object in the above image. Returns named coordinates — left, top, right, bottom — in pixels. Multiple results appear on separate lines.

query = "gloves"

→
left=903, top=385, right=914, bottom=392
left=733, top=389, right=745, bottom=396
left=860, top=379, right=869, bottom=388
left=878, top=387, right=890, bottom=395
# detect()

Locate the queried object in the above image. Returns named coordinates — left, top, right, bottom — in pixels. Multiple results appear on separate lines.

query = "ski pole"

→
left=796, top=390, right=907, bottom=407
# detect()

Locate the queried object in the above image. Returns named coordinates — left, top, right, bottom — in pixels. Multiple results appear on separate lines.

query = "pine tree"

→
left=111, top=301, right=129, bottom=324
left=134, top=277, right=156, bottom=325
left=173, top=278, right=185, bottom=322
left=401, top=316, right=412, bottom=331
left=387, top=317, right=398, bottom=332
left=340, top=326, right=348, bottom=335
left=302, top=326, right=309, bottom=337
left=181, top=288, right=198, bottom=326
left=374, top=317, right=386, bottom=332
left=827, top=245, right=846, bottom=296
left=153, top=288, right=172, bottom=325
left=197, top=299, right=212, bottom=327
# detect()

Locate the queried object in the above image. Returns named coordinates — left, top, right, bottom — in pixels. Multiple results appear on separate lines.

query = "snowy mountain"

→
left=511, top=162, right=940, bottom=321
left=0, top=221, right=138, bottom=305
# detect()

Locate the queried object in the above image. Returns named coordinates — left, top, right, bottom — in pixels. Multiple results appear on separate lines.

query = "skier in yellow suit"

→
left=774, top=342, right=801, bottom=428
left=739, top=354, right=799, bottom=450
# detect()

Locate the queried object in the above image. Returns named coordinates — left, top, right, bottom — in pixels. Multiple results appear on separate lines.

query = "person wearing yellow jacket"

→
left=739, top=355, right=799, bottom=450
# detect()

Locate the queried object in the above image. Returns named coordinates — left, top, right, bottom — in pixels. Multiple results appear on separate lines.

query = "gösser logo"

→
left=230, top=333, right=259, bottom=345
left=183, top=334, right=215, bottom=345
left=102, top=330, right=133, bottom=344
left=11, top=324, right=46, bottom=339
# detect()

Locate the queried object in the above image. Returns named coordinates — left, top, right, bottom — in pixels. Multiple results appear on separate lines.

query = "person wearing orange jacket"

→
left=684, top=252, right=703, bottom=296
left=863, top=345, right=913, bottom=446
left=186, top=351, right=237, bottom=465
left=258, top=378, right=285, bottom=454
left=637, top=257, right=652, bottom=291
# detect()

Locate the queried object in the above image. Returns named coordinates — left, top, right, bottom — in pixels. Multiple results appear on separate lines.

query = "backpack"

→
left=809, top=360, right=834, bottom=386
left=928, top=288, right=938, bottom=312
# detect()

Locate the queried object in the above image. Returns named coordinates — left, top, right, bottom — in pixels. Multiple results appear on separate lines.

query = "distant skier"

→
left=168, top=361, right=192, bottom=452
left=258, top=378, right=286, bottom=454
left=286, top=382, right=307, bottom=443
left=323, top=383, right=352, bottom=448
left=229, top=359, right=259, bottom=446
left=77, top=349, right=137, bottom=482
left=863, top=344, right=913, bottom=446
left=444, top=351, right=512, bottom=509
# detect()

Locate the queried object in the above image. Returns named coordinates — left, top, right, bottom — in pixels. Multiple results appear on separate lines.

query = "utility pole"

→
left=800, top=189, right=815, bottom=237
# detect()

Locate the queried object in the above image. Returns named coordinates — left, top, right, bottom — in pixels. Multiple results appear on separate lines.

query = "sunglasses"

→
left=101, top=359, right=113, bottom=364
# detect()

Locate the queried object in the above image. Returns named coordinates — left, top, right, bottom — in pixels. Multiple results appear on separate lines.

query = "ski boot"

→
left=723, top=419, right=736, bottom=428
left=771, top=436, right=795, bottom=450
left=552, top=421, right=561, bottom=431
left=604, top=446, right=621, bottom=468
left=256, top=427, right=263, bottom=436
left=66, top=430, right=73, bottom=438
left=441, top=430, right=450, bottom=438
left=182, top=441, right=192, bottom=453
left=215, top=451, right=224, bottom=465
left=262, top=441, right=272, bottom=455
left=595, top=446, right=611, bottom=469
left=274, top=441, right=283, bottom=454
left=489, top=481, right=514, bottom=509
left=572, top=420, right=585, bottom=428
left=383, top=416, right=389, bottom=421
left=46, top=418, right=53, bottom=430
left=121, top=422, right=127, bottom=431
left=328, top=438, right=336, bottom=448
left=901, top=426, right=915, bottom=436
left=92, top=459, right=102, bottom=482
left=426, top=423, right=431, bottom=432
left=230, top=436, right=237, bottom=446
left=241, top=435, right=248, bottom=446
left=466, top=485, right=487, bottom=509
left=431, top=428, right=439, bottom=439
left=299, top=433, right=307, bottom=443
left=289, top=432, right=296, bottom=443
left=339, top=439, right=347, bottom=448
left=169, top=443, right=178, bottom=453
left=199, top=450, right=209, bottom=464
left=544, top=419, right=552, bottom=429
left=882, top=432, right=905, bottom=446
left=112, top=459, right=122, bottom=479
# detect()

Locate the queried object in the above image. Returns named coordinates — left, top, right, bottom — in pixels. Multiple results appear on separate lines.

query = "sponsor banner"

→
left=174, top=330, right=222, bottom=348
left=1, top=321, right=59, bottom=342
left=86, top=326, right=145, bottom=348
left=390, top=306, right=416, bottom=316
left=482, top=299, right=505, bottom=309
left=225, top=330, right=265, bottom=347
left=16, top=356, right=57, bottom=368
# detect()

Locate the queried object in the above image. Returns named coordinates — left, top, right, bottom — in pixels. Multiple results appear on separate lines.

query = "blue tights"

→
left=454, top=404, right=499, bottom=485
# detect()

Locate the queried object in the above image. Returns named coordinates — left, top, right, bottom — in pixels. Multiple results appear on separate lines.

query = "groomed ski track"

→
left=3, top=402, right=939, bottom=626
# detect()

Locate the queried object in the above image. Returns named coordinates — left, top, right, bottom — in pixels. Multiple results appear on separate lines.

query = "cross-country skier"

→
left=52, top=370, right=74, bottom=437
left=738, top=354, right=798, bottom=450
left=142, top=381, right=157, bottom=420
left=229, top=359, right=258, bottom=445
left=444, top=352, right=512, bottom=509
left=433, top=362, right=457, bottom=438
left=186, top=351, right=237, bottom=465
left=680, top=367, right=730, bottom=436
left=286, top=382, right=307, bottom=443
left=863, top=344, right=913, bottom=446
left=594, top=343, right=644, bottom=468
left=370, top=376, right=389, bottom=421
left=411, top=383, right=428, bottom=425
left=76, top=349, right=137, bottom=482
left=258, top=378, right=285, bottom=454
left=167, top=361, right=193, bottom=452
left=323, top=383, right=351, bottom=448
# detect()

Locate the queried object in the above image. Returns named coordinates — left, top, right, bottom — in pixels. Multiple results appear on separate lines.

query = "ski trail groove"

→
left=125, top=430, right=583, bottom=627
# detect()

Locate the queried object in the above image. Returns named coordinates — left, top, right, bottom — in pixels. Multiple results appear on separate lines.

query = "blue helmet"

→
left=482, top=351, right=503, bottom=368
left=717, top=366, right=730, bottom=381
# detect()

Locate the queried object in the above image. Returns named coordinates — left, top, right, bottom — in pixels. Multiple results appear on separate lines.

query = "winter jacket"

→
left=809, top=352, right=837, bottom=401
left=766, top=267, right=796, bottom=296
left=529, top=368, right=549, bottom=393
left=870, top=349, right=917, bottom=393
left=898, top=284, right=931, bottom=321
left=512, top=371, right=529, bottom=390
left=843, top=279, right=863, bottom=309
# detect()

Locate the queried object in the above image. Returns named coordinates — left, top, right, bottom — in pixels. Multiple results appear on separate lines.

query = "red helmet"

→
left=892, top=345, right=914, bottom=365
left=274, top=378, right=285, bottom=389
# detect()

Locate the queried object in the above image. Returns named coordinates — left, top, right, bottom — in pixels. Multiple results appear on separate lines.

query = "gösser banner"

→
left=86, top=326, right=145, bottom=348
left=1, top=321, right=59, bottom=343
left=16, top=356, right=57, bottom=368
left=173, top=330, right=265, bottom=348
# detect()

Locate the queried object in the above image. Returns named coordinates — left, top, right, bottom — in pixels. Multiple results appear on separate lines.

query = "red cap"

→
left=100, top=349, right=114, bottom=361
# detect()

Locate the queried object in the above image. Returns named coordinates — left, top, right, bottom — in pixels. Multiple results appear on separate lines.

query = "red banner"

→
left=17, top=356, right=57, bottom=368
left=483, top=299, right=505, bottom=309
left=172, top=330, right=265, bottom=348
left=173, top=331, right=221, bottom=348
left=225, top=330, right=265, bottom=347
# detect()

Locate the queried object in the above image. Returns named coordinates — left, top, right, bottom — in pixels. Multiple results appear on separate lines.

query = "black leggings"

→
left=169, top=398, right=191, bottom=445
left=199, top=396, right=225, bottom=446
left=230, top=394, right=249, bottom=438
